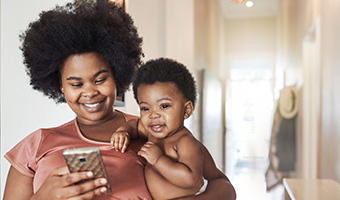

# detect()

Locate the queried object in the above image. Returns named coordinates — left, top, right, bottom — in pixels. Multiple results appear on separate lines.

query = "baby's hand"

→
left=110, top=131, right=130, bottom=153
left=138, top=141, right=163, bottom=165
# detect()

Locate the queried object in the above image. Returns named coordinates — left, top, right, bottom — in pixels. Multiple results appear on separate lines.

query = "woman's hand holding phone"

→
left=31, top=166, right=108, bottom=200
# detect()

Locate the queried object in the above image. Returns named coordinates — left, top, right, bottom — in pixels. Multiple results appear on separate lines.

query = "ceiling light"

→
left=230, top=0, right=254, bottom=8
left=245, top=1, right=254, bottom=7
left=230, top=0, right=247, bottom=2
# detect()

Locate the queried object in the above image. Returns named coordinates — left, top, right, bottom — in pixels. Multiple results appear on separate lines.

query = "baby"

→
left=111, top=58, right=206, bottom=199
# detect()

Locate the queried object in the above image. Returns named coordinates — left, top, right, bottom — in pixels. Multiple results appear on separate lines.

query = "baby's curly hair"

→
left=133, top=58, right=197, bottom=108
left=20, top=0, right=143, bottom=103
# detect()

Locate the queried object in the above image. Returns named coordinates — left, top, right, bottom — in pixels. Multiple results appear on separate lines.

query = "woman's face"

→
left=60, top=52, right=116, bottom=125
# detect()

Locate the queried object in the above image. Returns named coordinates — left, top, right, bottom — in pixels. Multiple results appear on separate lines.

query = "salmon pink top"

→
left=5, top=110, right=151, bottom=200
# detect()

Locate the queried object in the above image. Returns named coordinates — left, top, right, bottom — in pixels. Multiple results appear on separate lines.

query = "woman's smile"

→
left=80, top=98, right=106, bottom=111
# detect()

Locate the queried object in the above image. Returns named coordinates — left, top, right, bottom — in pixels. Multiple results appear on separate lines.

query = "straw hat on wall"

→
left=278, top=86, right=298, bottom=119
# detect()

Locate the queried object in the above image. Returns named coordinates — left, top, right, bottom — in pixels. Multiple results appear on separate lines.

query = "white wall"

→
left=1, top=0, right=75, bottom=195
left=319, top=0, right=340, bottom=182
left=277, top=0, right=340, bottom=182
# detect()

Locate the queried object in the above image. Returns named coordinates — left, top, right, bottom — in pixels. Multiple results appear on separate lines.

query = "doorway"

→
left=224, top=59, right=283, bottom=199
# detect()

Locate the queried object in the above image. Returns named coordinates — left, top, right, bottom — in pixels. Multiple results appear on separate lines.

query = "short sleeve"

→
left=4, top=129, right=43, bottom=177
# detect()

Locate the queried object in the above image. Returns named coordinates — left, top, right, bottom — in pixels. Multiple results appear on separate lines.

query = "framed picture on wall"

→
left=106, top=0, right=126, bottom=11
left=114, top=93, right=125, bottom=107
left=79, top=1, right=126, bottom=11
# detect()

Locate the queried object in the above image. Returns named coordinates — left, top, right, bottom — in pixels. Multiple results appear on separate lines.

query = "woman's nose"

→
left=82, top=85, right=99, bottom=98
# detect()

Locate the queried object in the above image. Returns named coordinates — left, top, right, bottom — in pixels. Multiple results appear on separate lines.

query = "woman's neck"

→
left=77, top=111, right=126, bottom=142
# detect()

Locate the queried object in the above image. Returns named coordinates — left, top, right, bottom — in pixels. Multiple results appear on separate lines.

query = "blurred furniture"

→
left=283, top=178, right=340, bottom=200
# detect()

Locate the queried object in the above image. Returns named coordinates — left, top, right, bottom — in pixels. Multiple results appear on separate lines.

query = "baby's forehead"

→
left=138, top=81, right=186, bottom=99
left=140, top=81, right=179, bottom=90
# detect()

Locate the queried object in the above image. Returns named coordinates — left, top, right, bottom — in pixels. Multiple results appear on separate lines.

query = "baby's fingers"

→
left=111, top=134, right=122, bottom=150
left=110, top=135, right=117, bottom=148
left=114, top=136, right=123, bottom=152
left=117, top=135, right=129, bottom=153
left=121, top=137, right=130, bottom=153
left=110, top=132, right=130, bottom=153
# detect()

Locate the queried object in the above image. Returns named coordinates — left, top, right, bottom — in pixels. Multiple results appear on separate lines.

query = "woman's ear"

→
left=60, top=86, right=64, bottom=93
left=184, top=101, right=194, bottom=119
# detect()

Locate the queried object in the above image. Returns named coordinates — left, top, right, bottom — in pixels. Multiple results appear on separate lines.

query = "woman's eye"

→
left=161, top=104, right=170, bottom=109
left=71, top=83, right=83, bottom=87
left=95, top=77, right=107, bottom=84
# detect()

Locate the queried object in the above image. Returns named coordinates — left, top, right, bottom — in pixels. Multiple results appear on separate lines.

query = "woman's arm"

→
left=174, top=144, right=236, bottom=200
left=3, top=166, right=34, bottom=200
left=3, top=166, right=110, bottom=200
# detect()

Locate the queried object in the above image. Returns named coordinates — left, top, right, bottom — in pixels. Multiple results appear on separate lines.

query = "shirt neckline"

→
left=74, top=109, right=128, bottom=145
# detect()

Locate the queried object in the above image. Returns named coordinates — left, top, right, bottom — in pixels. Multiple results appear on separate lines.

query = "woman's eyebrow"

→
left=66, top=76, right=81, bottom=81
left=66, top=69, right=109, bottom=80
left=94, top=69, right=109, bottom=77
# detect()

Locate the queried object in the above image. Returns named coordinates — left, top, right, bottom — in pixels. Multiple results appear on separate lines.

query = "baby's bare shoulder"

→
left=176, top=131, right=201, bottom=149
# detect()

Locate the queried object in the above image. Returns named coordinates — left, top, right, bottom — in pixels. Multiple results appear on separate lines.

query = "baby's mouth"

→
left=150, top=124, right=165, bottom=132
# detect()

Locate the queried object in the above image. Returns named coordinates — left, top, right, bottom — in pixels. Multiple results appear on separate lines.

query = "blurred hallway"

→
left=224, top=59, right=279, bottom=199
left=232, top=157, right=284, bottom=200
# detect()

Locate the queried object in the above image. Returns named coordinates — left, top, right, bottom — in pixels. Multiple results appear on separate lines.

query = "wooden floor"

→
left=230, top=158, right=285, bottom=200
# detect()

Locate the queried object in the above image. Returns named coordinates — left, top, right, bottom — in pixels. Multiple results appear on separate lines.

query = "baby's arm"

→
left=110, top=119, right=147, bottom=153
left=138, top=135, right=203, bottom=188
left=174, top=144, right=237, bottom=200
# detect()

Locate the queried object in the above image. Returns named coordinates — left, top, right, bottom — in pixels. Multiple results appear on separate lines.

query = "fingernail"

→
left=100, top=178, right=107, bottom=184
left=87, top=172, right=93, bottom=177
left=100, top=187, right=107, bottom=193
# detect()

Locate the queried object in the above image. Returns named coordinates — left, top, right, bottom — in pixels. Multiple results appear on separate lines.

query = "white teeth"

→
left=84, top=103, right=100, bottom=108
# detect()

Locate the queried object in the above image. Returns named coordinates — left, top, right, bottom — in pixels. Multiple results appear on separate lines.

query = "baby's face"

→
left=137, top=82, right=188, bottom=139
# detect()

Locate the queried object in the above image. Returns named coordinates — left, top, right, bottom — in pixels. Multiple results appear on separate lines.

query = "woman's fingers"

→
left=68, top=186, right=107, bottom=200
left=64, top=177, right=108, bottom=198
left=61, top=171, right=94, bottom=187
left=33, top=166, right=109, bottom=200
left=52, top=166, right=70, bottom=176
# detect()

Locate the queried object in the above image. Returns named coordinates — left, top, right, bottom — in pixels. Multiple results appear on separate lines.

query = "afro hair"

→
left=20, top=0, right=143, bottom=103
left=132, top=58, right=197, bottom=108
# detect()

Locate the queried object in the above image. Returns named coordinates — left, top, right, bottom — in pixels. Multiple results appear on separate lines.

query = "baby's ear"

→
left=184, top=101, right=194, bottom=119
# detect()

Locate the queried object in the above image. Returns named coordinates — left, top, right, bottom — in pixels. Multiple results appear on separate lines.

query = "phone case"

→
left=63, top=147, right=111, bottom=193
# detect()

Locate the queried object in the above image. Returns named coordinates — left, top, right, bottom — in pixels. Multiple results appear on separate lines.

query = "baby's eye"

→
left=161, top=104, right=170, bottom=109
left=140, top=107, right=149, bottom=111
left=95, top=77, right=107, bottom=84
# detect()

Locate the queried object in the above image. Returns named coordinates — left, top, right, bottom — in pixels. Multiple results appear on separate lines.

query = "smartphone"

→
left=63, top=147, right=111, bottom=193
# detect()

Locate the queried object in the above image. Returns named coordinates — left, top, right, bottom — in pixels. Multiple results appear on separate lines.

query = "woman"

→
left=3, top=1, right=236, bottom=199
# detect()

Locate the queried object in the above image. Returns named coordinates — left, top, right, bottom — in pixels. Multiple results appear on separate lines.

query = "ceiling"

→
left=218, top=0, right=280, bottom=19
